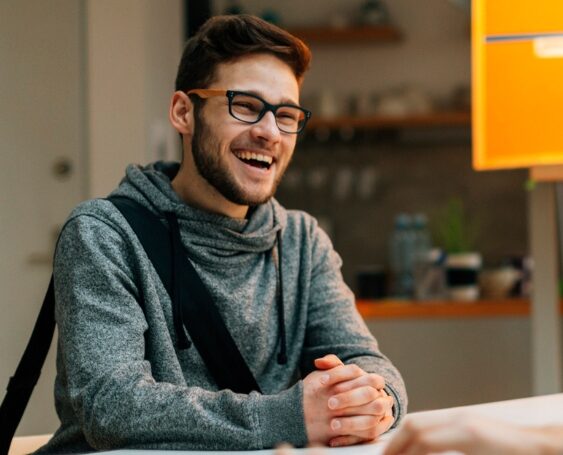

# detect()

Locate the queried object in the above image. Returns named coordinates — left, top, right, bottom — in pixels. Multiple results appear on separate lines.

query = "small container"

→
left=445, top=252, right=482, bottom=302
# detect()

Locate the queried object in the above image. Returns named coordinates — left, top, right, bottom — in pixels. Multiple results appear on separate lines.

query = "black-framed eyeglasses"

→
left=187, top=89, right=312, bottom=134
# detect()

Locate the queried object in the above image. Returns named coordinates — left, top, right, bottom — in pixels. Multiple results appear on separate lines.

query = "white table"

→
left=97, top=393, right=563, bottom=455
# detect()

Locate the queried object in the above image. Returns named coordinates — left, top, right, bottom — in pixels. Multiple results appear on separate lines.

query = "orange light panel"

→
left=472, top=0, right=563, bottom=170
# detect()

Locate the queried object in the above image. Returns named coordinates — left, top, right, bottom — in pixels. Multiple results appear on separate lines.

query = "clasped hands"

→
left=303, top=354, right=394, bottom=447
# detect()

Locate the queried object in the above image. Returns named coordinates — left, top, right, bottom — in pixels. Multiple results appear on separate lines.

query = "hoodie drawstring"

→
left=274, top=231, right=287, bottom=365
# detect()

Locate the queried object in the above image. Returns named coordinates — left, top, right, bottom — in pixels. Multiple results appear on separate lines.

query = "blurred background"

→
left=1, top=0, right=560, bottom=438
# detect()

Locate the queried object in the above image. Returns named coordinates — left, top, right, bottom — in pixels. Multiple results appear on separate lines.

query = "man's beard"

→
left=191, top=112, right=288, bottom=206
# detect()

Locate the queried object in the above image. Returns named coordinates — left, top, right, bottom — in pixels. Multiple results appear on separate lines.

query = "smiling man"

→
left=38, top=15, right=406, bottom=453
left=169, top=52, right=302, bottom=217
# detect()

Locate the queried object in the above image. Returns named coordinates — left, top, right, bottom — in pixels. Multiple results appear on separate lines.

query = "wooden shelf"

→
left=288, top=25, right=402, bottom=44
left=307, top=111, right=471, bottom=131
left=356, top=298, right=563, bottom=319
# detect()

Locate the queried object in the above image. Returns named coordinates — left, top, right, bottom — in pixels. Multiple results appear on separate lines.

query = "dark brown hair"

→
left=175, top=14, right=311, bottom=92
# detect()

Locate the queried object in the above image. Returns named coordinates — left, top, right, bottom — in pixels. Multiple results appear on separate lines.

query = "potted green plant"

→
left=432, top=197, right=482, bottom=302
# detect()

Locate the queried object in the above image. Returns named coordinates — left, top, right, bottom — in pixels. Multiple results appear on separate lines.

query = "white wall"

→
left=368, top=318, right=563, bottom=411
left=86, top=0, right=183, bottom=198
left=369, top=318, right=529, bottom=412
left=0, top=0, right=183, bottom=437
left=0, top=0, right=87, bottom=437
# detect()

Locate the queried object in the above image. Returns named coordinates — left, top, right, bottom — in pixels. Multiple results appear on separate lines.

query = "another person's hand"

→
left=383, top=411, right=563, bottom=455
left=302, top=354, right=394, bottom=447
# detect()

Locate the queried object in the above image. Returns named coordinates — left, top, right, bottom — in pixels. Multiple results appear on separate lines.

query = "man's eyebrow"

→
left=242, top=90, right=300, bottom=106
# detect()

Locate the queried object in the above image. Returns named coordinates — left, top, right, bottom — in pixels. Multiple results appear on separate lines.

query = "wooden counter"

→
left=356, top=298, right=563, bottom=319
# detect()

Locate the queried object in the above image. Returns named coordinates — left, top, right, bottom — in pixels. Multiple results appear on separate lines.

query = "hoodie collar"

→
left=110, top=161, right=287, bottom=259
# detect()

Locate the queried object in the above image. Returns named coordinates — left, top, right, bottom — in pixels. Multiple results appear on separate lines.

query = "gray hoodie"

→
left=38, top=161, right=406, bottom=453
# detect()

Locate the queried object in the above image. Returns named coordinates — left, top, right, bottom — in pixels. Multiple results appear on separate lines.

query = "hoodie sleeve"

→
left=299, top=220, right=408, bottom=426
left=54, top=212, right=308, bottom=451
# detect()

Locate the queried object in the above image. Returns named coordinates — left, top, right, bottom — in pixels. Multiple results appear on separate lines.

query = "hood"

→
left=109, top=161, right=288, bottom=267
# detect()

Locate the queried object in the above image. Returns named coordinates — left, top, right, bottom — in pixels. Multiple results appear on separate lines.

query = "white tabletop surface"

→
left=98, top=393, right=563, bottom=455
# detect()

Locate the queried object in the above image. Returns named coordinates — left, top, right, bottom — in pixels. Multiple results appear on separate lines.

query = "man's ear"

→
left=169, top=91, right=194, bottom=135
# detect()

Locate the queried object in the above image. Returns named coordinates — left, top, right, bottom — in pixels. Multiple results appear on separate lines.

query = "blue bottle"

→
left=389, top=213, right=415, bottom=298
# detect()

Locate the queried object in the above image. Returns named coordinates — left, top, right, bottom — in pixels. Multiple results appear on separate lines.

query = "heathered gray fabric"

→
left=37, top=161, right=407, bottom=453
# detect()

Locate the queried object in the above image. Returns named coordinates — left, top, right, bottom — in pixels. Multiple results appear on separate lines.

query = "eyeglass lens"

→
left=229, top=93, right=307, bottom=133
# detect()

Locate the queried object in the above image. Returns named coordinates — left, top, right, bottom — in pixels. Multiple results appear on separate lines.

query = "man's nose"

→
left=250, top=111, right=281, bottom=143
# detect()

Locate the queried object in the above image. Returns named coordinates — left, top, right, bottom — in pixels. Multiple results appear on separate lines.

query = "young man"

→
left=38, top=15, right=406, bottom=453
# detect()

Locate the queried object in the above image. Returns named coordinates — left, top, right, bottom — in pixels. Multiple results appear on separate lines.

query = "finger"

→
left=375, top=415, right=395, bottom=437
left=336, top=415, right=393, bottom=439
left=314, top=354, right=343, bottom=370
left=333, top=416, right=393, bottom=442
left=384, top=411, right=480, bottom=455
left=321, top=364, right=366, bottom=387
left=331, top=373, right=386, bottom=394
left=331, top=414, right=381, bottom=438
left=334, top=395, right=394, bottom=417
left=394, top=425, right=475, bottom=455
left=328, top=386, right=381, bottom=410
left=328, top=435, right=368, bottom=448
left=274, top=443, right=295, bottom=455
left=383, top=416, right=429, bottom=455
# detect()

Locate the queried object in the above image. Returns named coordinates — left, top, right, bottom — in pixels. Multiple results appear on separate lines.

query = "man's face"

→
left=190, top=53, right=300, bottom=206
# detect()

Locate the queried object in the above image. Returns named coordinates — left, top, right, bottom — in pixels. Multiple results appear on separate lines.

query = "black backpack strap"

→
left=108, top=196, right=261, bottom=394
left=105, top=196, right=190, bottom=348
left=0, top=277, right=56, bottom=455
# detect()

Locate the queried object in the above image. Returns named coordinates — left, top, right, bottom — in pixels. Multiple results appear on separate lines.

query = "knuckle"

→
left=368, top=387, right=379, bottom=401
left=307, top=378, right=322, bottom=395
left=332, top=383, right=348, bottom=395
left=369, top=373, right=382, bottom=385
left=371, top=399, right=384, bottom=415
left=367, top=374, right=379, bottom=387
left=331, top=365, right=345, bottom=380
left=351, top=364, right=363, bottom=376
left=369, top=415, right=380, bottom=426
left=360, top=387, right=378, bottom=404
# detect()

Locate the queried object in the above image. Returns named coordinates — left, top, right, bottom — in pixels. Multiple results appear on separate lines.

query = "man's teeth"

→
left=234, top=151, right=273, bottom=165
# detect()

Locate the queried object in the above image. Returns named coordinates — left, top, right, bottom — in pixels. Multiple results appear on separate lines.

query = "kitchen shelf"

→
left=356, top=298, right=563, bottom=320
left=307, top=111, right=471, bottom=131
left=288, top=24, right=402, bottom=44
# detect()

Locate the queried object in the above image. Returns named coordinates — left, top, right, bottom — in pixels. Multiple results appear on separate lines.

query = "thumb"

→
left=314, top=354, right=344, bottom=370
